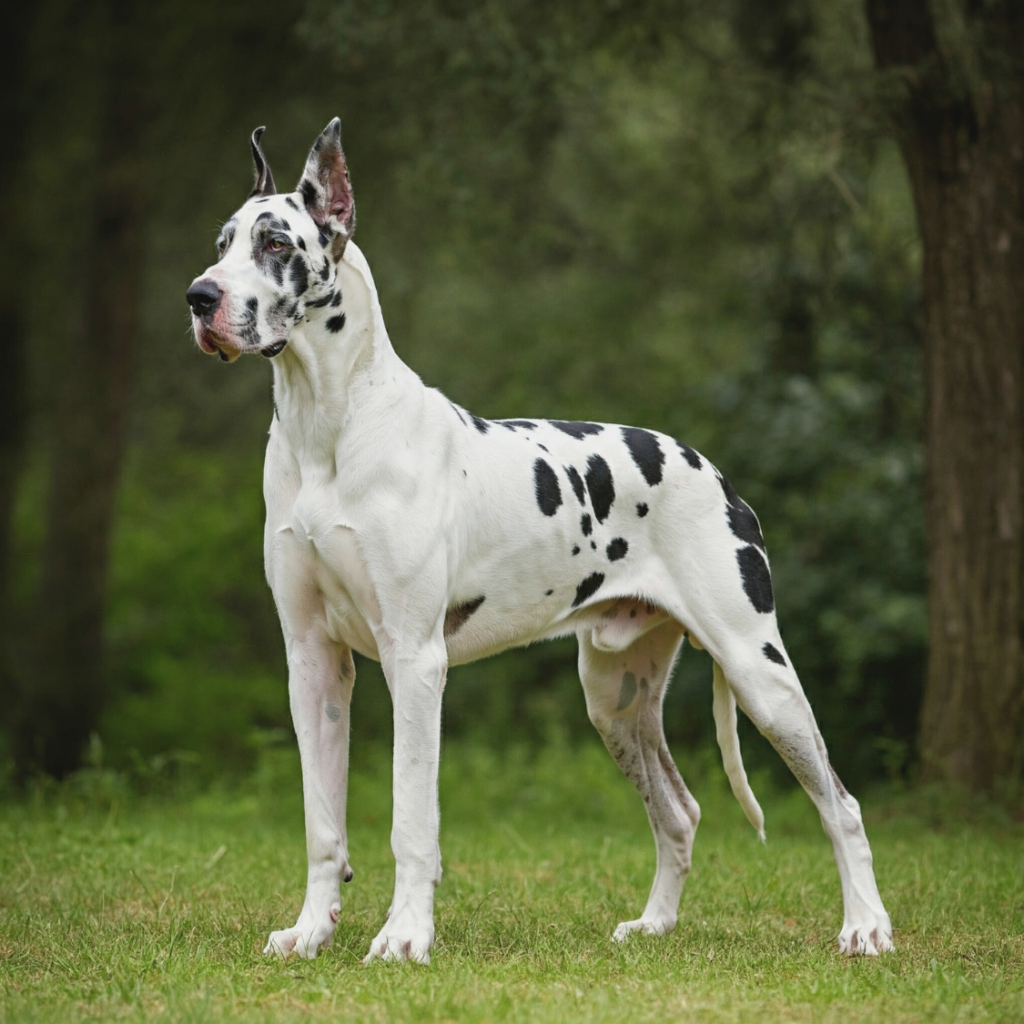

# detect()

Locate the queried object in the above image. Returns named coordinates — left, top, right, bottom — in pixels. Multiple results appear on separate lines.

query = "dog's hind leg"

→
left=578, top=619, right=699, bottom=940
left=265, top=638, right=356, bottom=959
left=708, top=634, right=893, bottom=955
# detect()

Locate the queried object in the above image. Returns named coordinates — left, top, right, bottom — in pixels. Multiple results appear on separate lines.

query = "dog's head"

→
left=186, top=120, right=356, bottom=362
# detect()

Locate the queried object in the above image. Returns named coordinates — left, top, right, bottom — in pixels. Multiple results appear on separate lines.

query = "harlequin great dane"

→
left=186, top=120, right=893, bottom=964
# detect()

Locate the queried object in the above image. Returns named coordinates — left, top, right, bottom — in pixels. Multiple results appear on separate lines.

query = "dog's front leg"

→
left=265, top=637, right=355, bottom=959
left=364, top=640, right=447, bottom=965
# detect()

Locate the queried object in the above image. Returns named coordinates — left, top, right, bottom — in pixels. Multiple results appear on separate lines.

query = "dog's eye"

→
left=267, top=238, right=289, bottom=253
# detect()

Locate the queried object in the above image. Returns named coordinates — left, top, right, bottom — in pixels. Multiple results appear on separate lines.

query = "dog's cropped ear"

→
left=297, top=118, right=355, bottom=241
left=249, top=127, right=277, bottom=198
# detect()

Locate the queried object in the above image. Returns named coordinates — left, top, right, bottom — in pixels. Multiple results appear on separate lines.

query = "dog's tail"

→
left=712, top=661, right=766, bottom=842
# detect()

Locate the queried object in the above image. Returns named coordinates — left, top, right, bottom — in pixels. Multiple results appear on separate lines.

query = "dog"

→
left=186, top=120, right=893, bottom=963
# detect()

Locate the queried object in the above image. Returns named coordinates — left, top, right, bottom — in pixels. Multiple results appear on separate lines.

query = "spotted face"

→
left=186, top=120, right=355, bottom=362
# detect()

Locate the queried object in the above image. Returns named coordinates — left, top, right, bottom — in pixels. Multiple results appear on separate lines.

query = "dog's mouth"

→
left=196, top=323, right=288, bottom=362
left=196, top=325, right=241, bottom=363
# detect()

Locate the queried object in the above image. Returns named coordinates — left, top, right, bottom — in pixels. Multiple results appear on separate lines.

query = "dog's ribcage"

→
left=268, top=396, right=772, bottom=670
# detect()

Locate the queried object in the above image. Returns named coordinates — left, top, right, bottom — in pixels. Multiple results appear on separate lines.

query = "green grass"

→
left=1, top=741, right=1021, bottom=1022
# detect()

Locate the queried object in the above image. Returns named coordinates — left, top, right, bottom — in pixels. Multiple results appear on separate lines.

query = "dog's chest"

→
left=274, top=485, right=382, bottom=658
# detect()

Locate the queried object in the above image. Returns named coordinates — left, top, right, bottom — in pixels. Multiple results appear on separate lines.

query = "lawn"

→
left=1, top=741, right=1021, bottom=1022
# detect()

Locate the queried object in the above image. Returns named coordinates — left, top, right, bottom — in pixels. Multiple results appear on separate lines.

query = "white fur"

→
left=188, top=140, right=893, bottom=963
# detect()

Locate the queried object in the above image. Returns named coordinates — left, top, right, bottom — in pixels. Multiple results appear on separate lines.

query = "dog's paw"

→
left=838, top=917, right=894, bottom=956
left=362, top=909, right=434, bottom=964
left=611, top=914, right=676, bottom=942
left=264, top=903, right=341, bottom=959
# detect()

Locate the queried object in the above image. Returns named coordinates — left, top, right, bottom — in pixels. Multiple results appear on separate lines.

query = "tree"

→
left=0, top=8, right=35, bottom=728
left=7, top=0, right=317, bottom=778
left=12, top=0, right=153, bottom=778
left=866, top=0, right=1024, bottom=789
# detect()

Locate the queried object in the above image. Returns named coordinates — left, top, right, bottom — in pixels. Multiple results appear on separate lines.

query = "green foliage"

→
left=101, top=451, right=287, bottom=773
left=1, top=743, right=1021, bottom=1022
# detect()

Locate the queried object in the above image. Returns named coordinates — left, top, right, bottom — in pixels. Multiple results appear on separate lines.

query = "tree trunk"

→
left=12, top=3, right=151, bottom=778
left=866, top=0, right=1024, bottom=789
left=0, top=9, right=34, bottom=720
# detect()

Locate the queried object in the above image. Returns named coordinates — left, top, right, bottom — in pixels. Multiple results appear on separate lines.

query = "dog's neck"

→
left=269, top=241, right=414, bottom=464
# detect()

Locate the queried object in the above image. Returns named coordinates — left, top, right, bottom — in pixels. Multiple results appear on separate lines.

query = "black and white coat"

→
left=186, top=121, right=893, bottom=964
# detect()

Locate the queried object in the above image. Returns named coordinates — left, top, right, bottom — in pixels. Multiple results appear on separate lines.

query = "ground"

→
left=0, top=741, right=1021, bottom=1023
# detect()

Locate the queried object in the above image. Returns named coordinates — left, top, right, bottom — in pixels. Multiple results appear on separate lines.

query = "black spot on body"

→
left=676, top=441, right=702, bottom=470
left=307, top=293, right=333, bottom=308
left=606, top=538, right=628, bottom=562
left=616, top=672, right=637, bottom=711
left=585, top=454, right=615, bottom=522
left=590, top=541, right=597, bottom=550
left=285, top=196, right=300, bottom=211
left=471, top=415, right=490, bottom=435
left=622, top=427, right=665, bottom=486
left=300, top=180, right=317, bottom=208
left=572, top=545, right=580, bottom=555
left=549, top=420, right=604, bottom=439
left=572, top=572, right=605, bottom=607
left=255, top=211, right=273, bottom=224
left=297, top=237, right=306, bottom=250
left=762, top=642, right=786, bottom=666
left=534, top=459, right=562, bottom=516
left=330, top=290, right=342, bottom=306
left=449, top=403, right=467, bottom=426
left=326, top=313, right=347, bottom=333
left=720, top=475, right=765, bottom=551
left=737, top=545, right=774, bottom=613
left=581, top=513, right=592, bottom=536
left=443, top=595, right=485, bottom=638
left=564, top=466, right=585, bottom=504
left=545, top=589, right=553, bottom=596
left=537, top=444, right=548, bottom=452
left=289, top=254, right=309, bottom=296
left=636, top=502, right=648, bottom=518
left=319, top=257, right=330, bottom=282
left=499, top=420, right=537, bottom=430
left=317, top=225, right=331, bottom=247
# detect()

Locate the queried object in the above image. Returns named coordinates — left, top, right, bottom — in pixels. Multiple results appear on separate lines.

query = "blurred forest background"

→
left=0, top=0, right=1020, bottom=794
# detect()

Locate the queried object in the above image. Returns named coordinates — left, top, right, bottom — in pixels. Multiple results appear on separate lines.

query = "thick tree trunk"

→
left=12, top=4, right=150, bottom=778
left=866, top=0, right=1024, bottom=789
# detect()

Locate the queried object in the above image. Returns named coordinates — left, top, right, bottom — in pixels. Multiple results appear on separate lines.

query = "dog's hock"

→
left=298, top=117, right=356, bottom=240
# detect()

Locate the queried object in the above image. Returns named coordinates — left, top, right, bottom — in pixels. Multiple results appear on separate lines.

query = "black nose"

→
left=186, top=279, right=222, bottom=318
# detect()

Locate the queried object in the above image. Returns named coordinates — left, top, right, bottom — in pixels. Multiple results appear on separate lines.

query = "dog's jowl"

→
left=186, top=121, right=894, bottom=963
